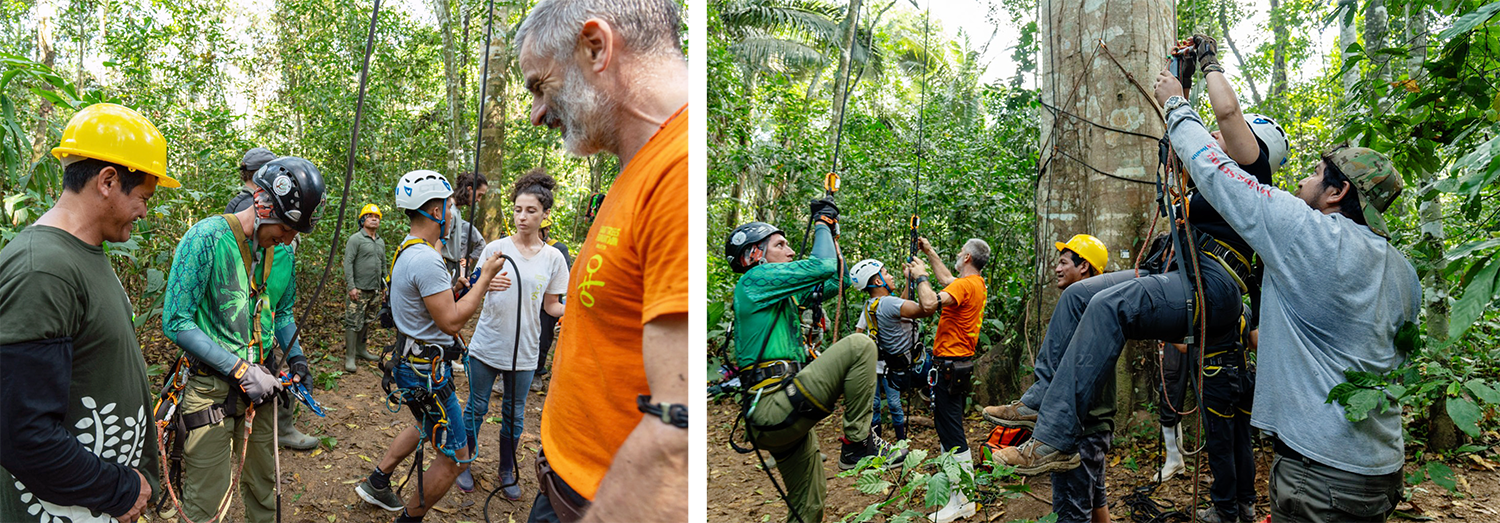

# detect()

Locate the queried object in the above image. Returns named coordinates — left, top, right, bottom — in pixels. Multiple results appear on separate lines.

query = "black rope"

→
left=279, top=0, right=382, bottom=517
left=827, top=1, right=865, bottom=174
left=467, top=0, right=497, bottom=264
left=483, top=254, right=525, bottom=523
left=1053, top=148, right=1157, bottom=185
left=1038, top=100, right=1163, bottom=142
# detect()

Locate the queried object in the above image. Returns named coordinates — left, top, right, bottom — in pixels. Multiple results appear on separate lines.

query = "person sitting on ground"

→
left=985, top=37, right=1289, bottom=498
left=915, top=235, right=990, bottom=523
left=343, top=203, right=387, bottom=373
left=457, top=169, right=570, bottom=497
left=727, top=206, right=907, bottom=523
left=0, top=103, right=177, bottom=522
left=162, top=156, right=325, bottom=523
left=850, top=257, right=937, bottom=445
left=356, top=170, right=508, bottom=522
left=1154, top=57, right=1418, bottom=523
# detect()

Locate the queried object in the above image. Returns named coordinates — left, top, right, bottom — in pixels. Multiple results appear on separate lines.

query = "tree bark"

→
left=1012, top=0, right=1172, bottom=432
left=1365, top=0, right=1388, bottom=84
left=433, top=0, right=463, bottom=173
left=33, top=0, right=56, bottom=160
left=824, top=0, right=862, bottom=156
left=1339, top=0, right=1359, bottom=102
left=1218, top=3, right=1261, bottom=106
left=476, top=1, right=514, bottom=240
left=1270, top=0, right=1287, bottom=95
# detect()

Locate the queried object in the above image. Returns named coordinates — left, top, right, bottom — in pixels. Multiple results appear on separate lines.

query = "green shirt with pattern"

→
left=163, top=216, right=296, bottom=365
left=732, top=257, right=841, bottom=369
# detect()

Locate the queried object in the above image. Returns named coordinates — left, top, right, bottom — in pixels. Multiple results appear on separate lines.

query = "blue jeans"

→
left=392, top=361, right=467, bottom=454
left=463, top=357, right=535, bottom=449
left=872, top=374, right=906, bottom=427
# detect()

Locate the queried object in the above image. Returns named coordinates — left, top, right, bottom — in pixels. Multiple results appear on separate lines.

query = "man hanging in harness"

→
left=986, top=36, right=1284, bottom=488
left=1154, top=49, right=1418, bottom=523
left=356, top=170, right=508, bottom=522
left=725, top=202, right=907, bottom=523
left=1, top=103, right=178, bottom=522
left=161, top=156, right=326, bottom=523
left=849, top=257, right=937, bottom=444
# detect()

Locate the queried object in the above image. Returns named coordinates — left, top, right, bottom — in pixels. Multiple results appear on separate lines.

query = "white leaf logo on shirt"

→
left=11, top=396, right=146, bottom=522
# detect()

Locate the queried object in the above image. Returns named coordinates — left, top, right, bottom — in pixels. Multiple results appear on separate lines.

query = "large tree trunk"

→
left=476, top=1, right=513, bottom=240
left=824, top=0, right=862, bottom=156
left=32, top=0, right=56, bottom=160
left=993, top=0, right=1172, bottom=430
left=433, top=0, right=462, bottom=172
left=1339, top=0, right=1359, bottom=102
left=1364, top=0, right=1388, bottom=83
left=1270, top=0, right=1287, bottom=96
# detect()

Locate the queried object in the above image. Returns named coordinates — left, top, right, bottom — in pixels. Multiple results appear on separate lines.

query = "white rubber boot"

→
left=929, top=449, right=978, bottom=523
left=1157, top=424, right=1185, bottom=481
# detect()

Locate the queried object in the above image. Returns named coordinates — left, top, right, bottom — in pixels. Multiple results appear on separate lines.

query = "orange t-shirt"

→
left=933, top=274, right=986, bottom=358
left=540, top=105, right=689, bottom=500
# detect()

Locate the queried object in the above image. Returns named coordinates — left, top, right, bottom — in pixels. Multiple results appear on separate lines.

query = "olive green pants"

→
left=344, top=288, right=381, bottom=332
left=180, top=375, right=277, bottom=523
left=746, top=333, right=878, bottom=523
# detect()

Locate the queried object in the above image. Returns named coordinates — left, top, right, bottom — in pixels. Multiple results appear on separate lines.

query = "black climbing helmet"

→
left=725, top=222, right=783, bottom=273
left=253, top=156, right=327, bottom=233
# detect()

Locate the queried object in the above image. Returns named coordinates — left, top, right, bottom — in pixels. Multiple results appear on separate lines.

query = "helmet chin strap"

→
left=415, top=204, right=450, bottom=247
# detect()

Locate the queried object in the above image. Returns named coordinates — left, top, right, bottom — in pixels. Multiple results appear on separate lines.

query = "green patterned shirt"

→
left=162, top=216, right=296, bottom=364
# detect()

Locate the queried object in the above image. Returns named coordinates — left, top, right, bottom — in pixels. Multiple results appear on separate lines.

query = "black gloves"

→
left=810, top=198, right=840, bottom=236
left=231, top=359, right=283, bottom=405
left=287, top=355, right=312, bottom=385
left=1195, top=34, right=1223, bottom=74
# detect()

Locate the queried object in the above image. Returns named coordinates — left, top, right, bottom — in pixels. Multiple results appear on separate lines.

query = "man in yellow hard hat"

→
left=343, top=203, right=386, bottom=372
left=0, top=103, right=177, bottom=521
left=1053, top=234, right=1107, bottom=289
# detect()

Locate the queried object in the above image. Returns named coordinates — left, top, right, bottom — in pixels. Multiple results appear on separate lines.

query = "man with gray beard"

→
left=515, top=0, right=688, bottom=521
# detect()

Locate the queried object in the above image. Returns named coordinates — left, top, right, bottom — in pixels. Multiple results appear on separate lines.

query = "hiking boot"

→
left=1196, top=506, right=1231, bottom=523
left=1238, top=502, right=1255, bottom=523
left=455, top=468, right=474, bottom=493
left=838, top=433, right=907, bottom=470
left=356, top=479, right=404, bottom=511
left=930, top=449, right=978, bottom=522
left=994, top=439, right=1080, bottom=475
left=981, top=400, right=1037, bottom=429
left=499, top=436, right=522, bottom=500
left=894, top=423, right=907, bottom=442
left=344, top=330, right=360, bottom=373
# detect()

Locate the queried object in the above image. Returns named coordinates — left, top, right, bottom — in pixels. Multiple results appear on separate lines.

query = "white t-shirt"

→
left=468, top=237, right=570, bottom=370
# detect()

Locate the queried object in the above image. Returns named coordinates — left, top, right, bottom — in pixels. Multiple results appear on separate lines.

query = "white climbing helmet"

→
left=850, top=259, right=886, bottom=291
left=1245, top=113, right=1290, bottom=173
left=395, top=170, right=453, bottom=210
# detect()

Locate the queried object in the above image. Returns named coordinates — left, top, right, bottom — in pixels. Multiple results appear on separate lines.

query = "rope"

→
left=468, top=0, right=497, bottom=265
left=1054, top=148, right=1157, bottom=185
left=155, top=406, right=256, bottom=523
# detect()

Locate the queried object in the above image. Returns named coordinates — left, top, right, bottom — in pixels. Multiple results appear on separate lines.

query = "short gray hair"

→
left=962, top=238, right=991, bottom=271
left=515, top=0, right=684, bottom=62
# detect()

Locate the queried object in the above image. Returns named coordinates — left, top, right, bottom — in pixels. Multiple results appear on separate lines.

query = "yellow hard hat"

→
left=541, top=217, right=554, bottom=229
left=360, top=203, right=382, bottom=219
left=51, top=103, right=178, bottom=188
left=1055, top=234, right=1108, bottom=272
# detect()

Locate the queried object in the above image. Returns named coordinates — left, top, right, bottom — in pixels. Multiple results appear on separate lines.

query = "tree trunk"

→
left=433, top=0, right=463, bottom=173
left=1364, top=0, right=1388, bottom=82
left=1270, top=0, right=1287, bottom=96
left=1019, top=0, right=1172, bottom=434
left=476, top=1, right=513, bottom=240
left=33, top=0, right=56, bottom=160
left=824, top=0, right=863, bottom=156
left=1218, top=3, right=1261, bottom=106
left=1339, top=0, right=1359, bottom=102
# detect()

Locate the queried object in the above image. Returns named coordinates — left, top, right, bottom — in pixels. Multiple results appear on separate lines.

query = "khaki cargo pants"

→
left=746, top=333, right=878, bottom=523
left=344, top=288, right=382, bottom=332
left=180, top=375, right=277, bottom=523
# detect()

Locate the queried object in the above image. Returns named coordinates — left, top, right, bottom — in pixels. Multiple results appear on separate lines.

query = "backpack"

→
left=378, top=238, right=433, bottom=329
left=977, top=425, right=1032, bottom=472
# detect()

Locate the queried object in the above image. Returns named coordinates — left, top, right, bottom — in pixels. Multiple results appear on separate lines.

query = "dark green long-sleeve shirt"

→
left=344, top=230, right=386, bottom=291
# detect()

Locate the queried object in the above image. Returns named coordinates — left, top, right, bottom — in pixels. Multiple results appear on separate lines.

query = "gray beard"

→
left=553, top=66, right=621, bottom=157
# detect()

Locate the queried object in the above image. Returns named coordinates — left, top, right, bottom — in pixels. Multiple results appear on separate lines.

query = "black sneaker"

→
left=357, top=479, right=405, bottom=511
left=838, top=433, right=908, bottom=470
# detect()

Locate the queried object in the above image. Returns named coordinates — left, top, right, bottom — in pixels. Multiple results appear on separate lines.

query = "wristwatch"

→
left=1163, top=95, right=1190, bottom=115
left=637, top=394, right=688, bottom=429
left=913, top=275, right=929, bottom=285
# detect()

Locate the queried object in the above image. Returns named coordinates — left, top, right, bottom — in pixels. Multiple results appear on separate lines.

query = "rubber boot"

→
left=929, top=449, right=978, bottom=522
left=499, top=436, right=522, bottom=500
left=355, top=327, right=380, bottom=361
left=1157, top=424, right=1185, bottom=481
left=344, top=330, right=359, bottom=373
left=894, top=423, right=908, bottom=442
left=277, top=406, right=319, bottom=450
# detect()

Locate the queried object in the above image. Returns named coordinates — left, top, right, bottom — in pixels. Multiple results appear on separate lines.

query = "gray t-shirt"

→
left=391, top=236, right=455, bottom=346
left=1168, top=106, right=1420, bottom=476
left=855, top=295, right=917, bottom=373
left=468, top=237, right=570, bottom=371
